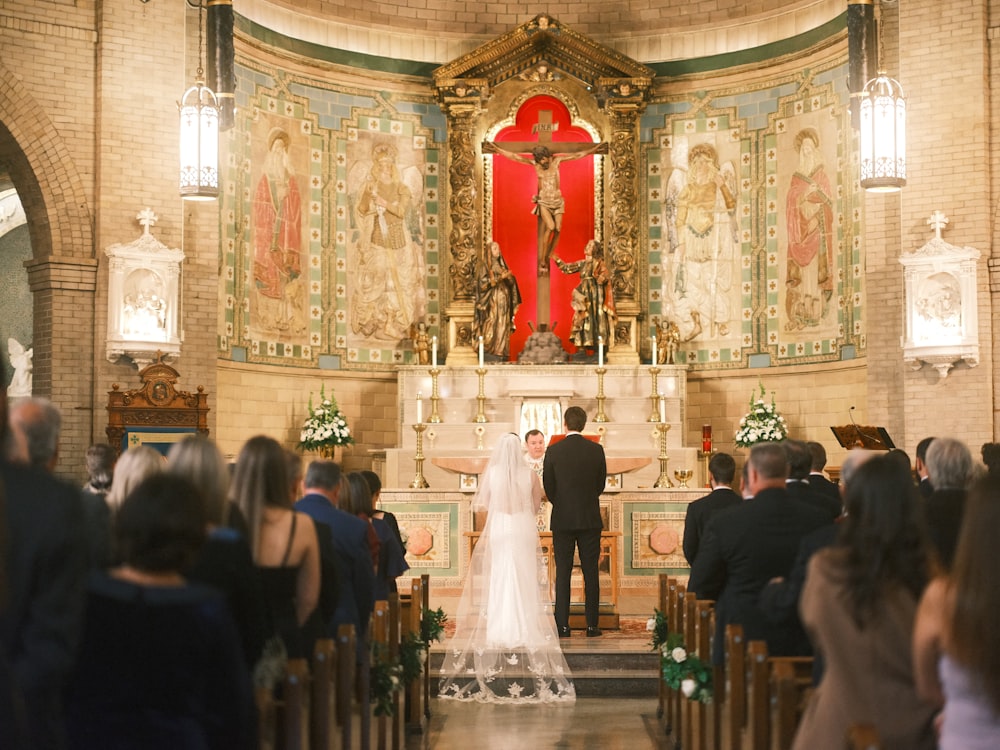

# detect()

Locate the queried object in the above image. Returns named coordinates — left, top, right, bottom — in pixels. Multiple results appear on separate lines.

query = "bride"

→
left=438, top=433, right=576, bottom=703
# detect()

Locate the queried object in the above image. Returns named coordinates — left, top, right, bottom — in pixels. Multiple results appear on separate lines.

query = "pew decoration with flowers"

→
left=649, top=611, right=713, bottom=704
left=370, top=606, right=448, bottom=717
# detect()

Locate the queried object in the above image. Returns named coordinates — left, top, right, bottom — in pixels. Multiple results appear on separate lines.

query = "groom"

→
left=543, top=405, right=607, bottom=637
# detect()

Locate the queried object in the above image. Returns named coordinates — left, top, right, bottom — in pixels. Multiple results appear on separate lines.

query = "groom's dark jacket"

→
left=542, top=433, right=607, bottom=530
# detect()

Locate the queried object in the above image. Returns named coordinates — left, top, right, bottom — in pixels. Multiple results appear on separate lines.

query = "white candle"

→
left=416, top=391, right=423, bottom=423
left=652, top=335, right=657, bottom=365
left=598, top=336, right=603, bottom=367
left=432, top=336, right=438, bottom=368
left=659, top=393, right=666, bottom=423
left=478, top=336, right=484, bottom=367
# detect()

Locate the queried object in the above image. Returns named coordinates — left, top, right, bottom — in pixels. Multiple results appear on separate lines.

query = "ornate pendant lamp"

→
left=179, top=0, right=219, bottom=200
left=858, top=0, right=906, bottom=192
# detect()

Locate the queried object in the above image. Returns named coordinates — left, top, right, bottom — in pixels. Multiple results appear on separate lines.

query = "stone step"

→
left=428, top=642, right=660, bottom=698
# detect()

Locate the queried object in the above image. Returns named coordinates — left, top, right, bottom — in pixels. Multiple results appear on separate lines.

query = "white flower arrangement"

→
left=733, top=381, right=788, bottom=448
left=298, top=384, right=354, bottom=452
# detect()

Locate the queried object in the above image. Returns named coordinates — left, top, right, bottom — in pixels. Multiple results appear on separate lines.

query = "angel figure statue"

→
left=7, top=338, right=32, bottom=398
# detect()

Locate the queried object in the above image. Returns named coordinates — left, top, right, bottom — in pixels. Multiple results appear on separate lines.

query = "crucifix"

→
left=927, top=210, right=949, bottom=240
left=483, top=109, right=606, bottom=328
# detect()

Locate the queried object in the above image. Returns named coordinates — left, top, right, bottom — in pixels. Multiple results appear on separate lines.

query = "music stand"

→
left=830, top=425, right=895, bottom=451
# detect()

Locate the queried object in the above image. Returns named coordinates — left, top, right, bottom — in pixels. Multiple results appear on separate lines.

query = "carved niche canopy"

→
left=106, top=353, right=209, bottom=456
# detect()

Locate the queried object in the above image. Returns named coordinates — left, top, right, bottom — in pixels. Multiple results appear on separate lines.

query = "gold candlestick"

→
left=474, top=367, right=488, bottom=423
left=648, top=366, right=662, bottom=422
left=410, top=423, right=430, bottom=489
left=698, top=449, right=715, bottom=489
left=594, top=366, right=609, bottom=423
left=428, top=367, right=443, bottom=423
left=653, top=422, right=673, bottom=488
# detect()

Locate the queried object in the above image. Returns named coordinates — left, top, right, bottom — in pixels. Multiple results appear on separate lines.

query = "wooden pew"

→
left=745, top=641, right=771, bottom=750
left=668, top=581, right=687, bottom=749
left=720, top=624, right=745, bottom=750
left=657, top=574, right=671, bottom=721
left=281, top=658, right=311, bottom=750
left=372, top=600, right=390, bottom=750
left=769, top=658, right=813, bottom=750
left=420, top=573, right=432, bottom=722
left=847, top=724, right=882, bottom=750
left=695, top=599, right=719, bottom=750
left=310, top=638, right=336, bottom=750
left=663, top=576, right=681, bottom=735
left=681, top=592, right=698, bottom=750
left=387, top=593, right=404, bottom=750
left=401, top=577, right=426, bottom=734
left=336, top=624, right=358, bottom=750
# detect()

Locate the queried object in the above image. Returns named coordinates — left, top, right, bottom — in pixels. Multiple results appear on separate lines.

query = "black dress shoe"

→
left=558, top=626, right=571, bottom=638
left=586, top=627, right=603, bottom=638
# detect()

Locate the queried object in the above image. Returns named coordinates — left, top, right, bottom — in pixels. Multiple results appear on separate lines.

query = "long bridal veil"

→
left=438, top=433, right=576, bottom=703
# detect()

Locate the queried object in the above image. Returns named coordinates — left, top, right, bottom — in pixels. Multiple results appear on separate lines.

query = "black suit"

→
left=807, top=472, right=841, bottom=504
left=688, top=486, right=830, bottom=665
left=543, top=433, right=607, bottom=630
left=786, top=478, right=841, bottom=520
left=1, top=461, right=89, bottom=749
left=682, top=487, right=741, bottom=565
left=925, top=488, right=966, bottom=571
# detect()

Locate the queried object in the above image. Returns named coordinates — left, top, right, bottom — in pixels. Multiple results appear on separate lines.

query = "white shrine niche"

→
left=105, top=208, right=185, bottom=366
left=899, top=211, right=980, bottom=381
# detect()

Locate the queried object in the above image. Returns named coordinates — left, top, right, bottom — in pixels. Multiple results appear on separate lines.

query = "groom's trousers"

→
left=552, top=527, right=602, bottom=629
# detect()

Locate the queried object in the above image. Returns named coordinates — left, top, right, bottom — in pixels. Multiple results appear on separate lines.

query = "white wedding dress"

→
left=438, top=434, right=576, bottom=703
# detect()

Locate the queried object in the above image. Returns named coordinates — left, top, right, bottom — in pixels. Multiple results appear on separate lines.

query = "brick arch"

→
left=0, top=60, right=93, bottom=261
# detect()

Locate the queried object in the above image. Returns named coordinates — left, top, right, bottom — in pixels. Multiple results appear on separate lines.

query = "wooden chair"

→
left=310, top=638, right=337, bottom=750
left=769, top=657, right=814, bottom=750
left=720, top=624, right=745, bottom=750
left=847, top=724, right=882, bottom=750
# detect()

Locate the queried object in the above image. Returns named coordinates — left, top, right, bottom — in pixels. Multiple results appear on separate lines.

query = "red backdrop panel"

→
left=492, top=95, right=598, bottom=361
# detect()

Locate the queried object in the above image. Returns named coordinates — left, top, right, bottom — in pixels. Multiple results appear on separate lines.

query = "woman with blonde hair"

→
left=168, top=435, right=266, bottom=667
left=230, top=436, right=320, bottom=661
left=105, top=445, right=163, bottom=510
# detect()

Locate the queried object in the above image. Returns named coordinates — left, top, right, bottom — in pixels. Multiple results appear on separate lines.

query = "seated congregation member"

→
left=785, top=439, right=841, bottom=520
left=362, top=469, right=406, bottom=556
left=924, top=437, right=974, bottom=571
left=168, top=435, right=266, bottom=668
left=682, top=451, right=740, bottom=566
left=0, top=352, right=88, bottom=750
left=295, top=460, right=375, bottom=652
left=914, top=475, right=1000, bottom=749
left=791, top=455, right=936, bottom=750
left=688, top=442, right=830, bottom=665
left=231, top=436, right=320, bottom=661
left=66, top=473, right=253, bottom=749
left=80, top=443, right=116, bottom=569
left=346, top=471, right=408, bottom=599
left=759, top=448, right=877, bottom=682
left=805, top=440, right=841, bottom=503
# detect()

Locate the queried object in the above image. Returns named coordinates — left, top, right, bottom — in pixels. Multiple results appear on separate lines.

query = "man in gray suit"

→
left=542, top=406, right=607, bottom=637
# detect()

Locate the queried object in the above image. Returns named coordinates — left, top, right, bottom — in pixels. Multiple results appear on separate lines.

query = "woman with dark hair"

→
left=980, top=442, right=1000, bottom=477
left=168, top=435, right=266, bottom=668
left=791, top=455, right=937, bottom=750
left=913, top=475, right=1000, bottom=748
left=66, top=473, right=253, bottom=749
left=230, top=436, right=320, bottom=662
left=361, top=469, right=406, bottom=557
left=345, top=472, right=408, bottom=599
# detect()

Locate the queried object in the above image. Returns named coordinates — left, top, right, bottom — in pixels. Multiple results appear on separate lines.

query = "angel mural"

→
left=663, top=139, right=739, bottom=341
left=348, top=141, right=427, bottom=343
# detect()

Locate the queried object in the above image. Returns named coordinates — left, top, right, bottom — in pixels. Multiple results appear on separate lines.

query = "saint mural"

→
left=349, top=142, right=427, bottom=343
left=785, top=127, right=835, bottom=331
left=664, top=139, right=739, bottom=342
left=252, top=126, right=307, bottom=336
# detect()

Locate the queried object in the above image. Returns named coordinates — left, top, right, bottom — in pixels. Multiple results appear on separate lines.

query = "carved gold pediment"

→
left=433, top=14, right=653, bottom=97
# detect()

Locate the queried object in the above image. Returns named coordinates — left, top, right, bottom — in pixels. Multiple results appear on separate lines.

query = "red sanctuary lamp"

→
left=699, top=424, right=714, bottom=487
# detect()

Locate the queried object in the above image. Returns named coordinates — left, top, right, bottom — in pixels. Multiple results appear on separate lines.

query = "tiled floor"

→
left=406, top=696, right=668, bottom=749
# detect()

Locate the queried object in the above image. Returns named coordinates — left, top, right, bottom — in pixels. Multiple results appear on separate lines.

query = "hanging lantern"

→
left=179, top=73, right=219, bottom=200
left=859, top=72, right=906, bottom=192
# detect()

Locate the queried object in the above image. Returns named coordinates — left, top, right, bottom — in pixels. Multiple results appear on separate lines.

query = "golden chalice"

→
left=673, top=468, right=693, bottom=488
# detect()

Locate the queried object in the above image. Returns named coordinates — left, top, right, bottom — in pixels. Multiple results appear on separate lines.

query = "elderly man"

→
left=688, top=442, right=830, bottom=664
left=5, top=397, right=62, bottom=470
